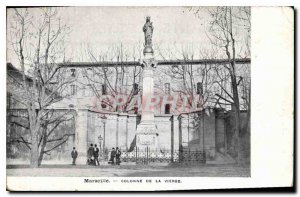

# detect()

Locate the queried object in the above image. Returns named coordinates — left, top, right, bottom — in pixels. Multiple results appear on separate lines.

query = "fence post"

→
left=149, top=147, right=151, bottom=164
left=196, top=149, right=199, bottom=164
left=148, top=146, right=150, bottom=164
left=143, top=147, right=145, bottom=165
left=146, top=147, right=148, bottom=165
left=145, top=147, right=147, bottom=165
left=189, top=148, right=191, bottom=164
left=135, top=147, right=138, bottom=165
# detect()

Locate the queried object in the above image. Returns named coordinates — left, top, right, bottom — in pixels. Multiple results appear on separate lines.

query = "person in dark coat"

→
left=71, top=147, right=78, bottom=165
left=116, top=147, right=121, bottom=165
left=94, top=144, right=100, bottom=166
left=110, top=148, right=116, bottom=165
left=87, top=144, right=94, bottom=165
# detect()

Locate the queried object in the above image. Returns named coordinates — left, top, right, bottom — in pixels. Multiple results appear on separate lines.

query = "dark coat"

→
left=116, top=149, right=121, bottom=158
left=71, top=150, right=78, bottom=158
left=94, top=147, right=99, bottom=157
left=88, top=147, right=94, bottom=158
left=110, top=150, right=116, bottom=158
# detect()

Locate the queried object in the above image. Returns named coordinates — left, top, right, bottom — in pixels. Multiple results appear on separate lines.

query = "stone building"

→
left=6, top=59, right=250, bottom=165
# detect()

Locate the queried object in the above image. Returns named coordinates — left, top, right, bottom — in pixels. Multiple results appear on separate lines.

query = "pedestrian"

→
left=110, top=147, right=116, bottom=165
left=116, top=147, right=121, bottom=165
left=94, top=144, right=100, bottom=166
left=87, top=144, right=94, bottom=165
left=71, top=147, right=78, bottom=165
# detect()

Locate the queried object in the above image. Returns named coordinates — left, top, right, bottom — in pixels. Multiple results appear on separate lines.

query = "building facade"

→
left=6, top=61, right=250, bottom=165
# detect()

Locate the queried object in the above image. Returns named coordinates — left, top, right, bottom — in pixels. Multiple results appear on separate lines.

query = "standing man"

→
left=94, top=144, right=100, bottom=166
left=110, top=148, right=116, bottom=165
left=87, top=144, right=94, bottom=165
left=116, top=147, right=121, bottom=165
left=71, top=147, right=78, bottom=165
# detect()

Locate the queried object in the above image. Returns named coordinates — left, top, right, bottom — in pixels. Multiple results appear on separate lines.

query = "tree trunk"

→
left=38, top=129, right=48, bottom=166
left=37, top=151, right=44, bottom=166
left=231, top=73, right=241, bottom=165
left=30, top=126, right=39, bottom=168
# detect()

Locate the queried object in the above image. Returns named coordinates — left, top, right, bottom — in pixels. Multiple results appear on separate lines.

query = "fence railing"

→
left=179, top=149, right=206, bottom=164
left=103, top=147, right=206, bottom=165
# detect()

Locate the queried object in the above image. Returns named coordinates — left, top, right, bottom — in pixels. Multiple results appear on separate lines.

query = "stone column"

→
left=179, top=114, right=189, bottom=149
left=127, top=115, right=137, bottom=150
left=75, top=109, right=88, bottom=164
left=135, top=51, right=158, bottom=149
left=117, top=113, right=128, bottom=149
left=203, top=108, right=216, bottom=160
left=172, top=115, right=180, bottom=155
left=141, top=56, right=155, bottom=124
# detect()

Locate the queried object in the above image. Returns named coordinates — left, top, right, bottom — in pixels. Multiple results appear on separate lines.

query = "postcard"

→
left=5, top=6, right=294, bottom=191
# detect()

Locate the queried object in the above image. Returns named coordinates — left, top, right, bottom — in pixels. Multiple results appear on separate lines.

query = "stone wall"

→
left=86, top=111, right=175, bottom=152
left=178, top=108, right=227, bottom=161
left=225, top=110, right=250, bottom=162
left=215, top=109, right=226, bottom=153
left=7, top=107, right=249, bottom=164
left=178, top=108, right=250, bottom=163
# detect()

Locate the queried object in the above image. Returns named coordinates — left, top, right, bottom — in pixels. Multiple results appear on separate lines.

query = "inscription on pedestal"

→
left=137, top=133, right=156, bottom=146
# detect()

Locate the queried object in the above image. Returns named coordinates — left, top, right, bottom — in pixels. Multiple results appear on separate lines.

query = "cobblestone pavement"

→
left=7, top=164, right=250, bottom=177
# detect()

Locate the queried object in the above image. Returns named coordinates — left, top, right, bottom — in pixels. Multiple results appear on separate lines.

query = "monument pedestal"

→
left=136, top=123, right=157, bottom=148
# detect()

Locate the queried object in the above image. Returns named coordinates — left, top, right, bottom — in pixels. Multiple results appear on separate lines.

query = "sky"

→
left=6, top=7, right=250, bottom=67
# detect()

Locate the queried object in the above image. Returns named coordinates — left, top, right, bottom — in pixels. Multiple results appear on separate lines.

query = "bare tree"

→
left=185, top=7, right=251, bottom=164
left=8, top=8, right=74, bottom=167
left=79, top=43, right=143, bottom=113
left=206, top=7, right=251, bottom=164
left=157, top=44, right=223, bottom=114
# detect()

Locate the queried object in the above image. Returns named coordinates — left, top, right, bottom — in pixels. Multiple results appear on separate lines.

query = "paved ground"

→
left=7, top=164, right=250, bottom=177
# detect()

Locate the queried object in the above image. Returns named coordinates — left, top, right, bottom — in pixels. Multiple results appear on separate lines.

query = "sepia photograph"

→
left=4, top=5, right=293, bottom=191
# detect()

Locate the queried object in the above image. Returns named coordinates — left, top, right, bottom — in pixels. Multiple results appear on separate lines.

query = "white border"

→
left=1, top=1, right=296, bottom=193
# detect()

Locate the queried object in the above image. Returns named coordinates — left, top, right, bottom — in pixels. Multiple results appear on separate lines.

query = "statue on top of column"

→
left=143, top=16, right=154, bottom=48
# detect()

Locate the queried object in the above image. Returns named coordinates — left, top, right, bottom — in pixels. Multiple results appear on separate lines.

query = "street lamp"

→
left=98, top=134, right=103, bottom=160
left=100, top=114, right=107, bottom=153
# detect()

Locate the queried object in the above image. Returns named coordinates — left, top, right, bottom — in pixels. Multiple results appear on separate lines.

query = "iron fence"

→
left=179, top=149, right=206, bottom=164
left=103, top=147, right=206, bottom=165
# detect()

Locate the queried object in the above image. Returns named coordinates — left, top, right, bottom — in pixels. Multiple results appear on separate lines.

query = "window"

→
left=133, top=83, right=138, bottom=95
left=165, top=104, right=171, bottom=114
left=87, top=68, right=95, bottom=80
left=7, top=93, right=12, bottom=109
left=197, top=103, right=202, bottom=109
left=82, top=86, right=86, bottom=97
left=87, top=84, right=94, bottom=96
left=196, top=82, right=203, bottom=95
left=102, top=84, right=107, bottom=95
left=101, top=102, right=107, bottom=109
left=70, top=69, right=76, bottom=77
left=164, top=83, right=170, bottom=94
left=11, top=96, right=17, bottom=107
left=134, top=107, right=138, bottom=114
left=70, top=85, right=76, bottom=95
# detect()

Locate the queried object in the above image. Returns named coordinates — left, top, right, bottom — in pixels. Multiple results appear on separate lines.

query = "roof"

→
left=7, top=63, right=33, bottom=83
left=57, top=58, right=251, bottom=68
left=7, top=63, right=54, bottom=96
